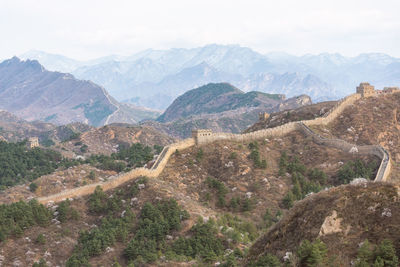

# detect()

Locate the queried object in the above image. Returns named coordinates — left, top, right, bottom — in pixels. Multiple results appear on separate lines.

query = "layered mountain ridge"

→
left=0, top=57, right=160, bottom=126
left=21, top=45, right=400, bottom=109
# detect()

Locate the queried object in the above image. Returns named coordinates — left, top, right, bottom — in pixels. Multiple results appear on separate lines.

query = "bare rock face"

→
left=0, top=57, right=159, bottom=126
left=319, top=210, right=349, bottom=236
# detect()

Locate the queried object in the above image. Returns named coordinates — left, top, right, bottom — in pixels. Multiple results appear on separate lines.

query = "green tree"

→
left=283, top=191, right=295, bottom=209
left=297, top=239, right=328, bottom=267
left=29, top=182, right=38, bottom=192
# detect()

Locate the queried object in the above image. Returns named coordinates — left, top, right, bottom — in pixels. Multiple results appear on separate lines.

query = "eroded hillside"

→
left=248, top=182, right=400, bottom=266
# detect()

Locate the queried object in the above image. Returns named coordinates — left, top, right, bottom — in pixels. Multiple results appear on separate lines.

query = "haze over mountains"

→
left=0, top=57, right=159, bottom=126
left=21, top=44, right=400, bottom=110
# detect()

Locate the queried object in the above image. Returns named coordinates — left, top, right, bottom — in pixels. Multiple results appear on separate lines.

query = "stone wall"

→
left=298, top=123, right=391, bottom=182
left=37, top=138, right=195, bottom=204
left=35, top=91, right=391, bottom=204
left=195, top=94, right=361, bottom=145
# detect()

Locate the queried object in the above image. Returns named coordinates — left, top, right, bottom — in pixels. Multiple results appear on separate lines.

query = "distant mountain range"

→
left=0, top=57, right=160, bottom=126
left=20, top=45, right=400, bottom=110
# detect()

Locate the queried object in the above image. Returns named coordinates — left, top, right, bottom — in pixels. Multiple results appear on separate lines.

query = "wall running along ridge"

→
left=36, top=93, right=392, bottom=204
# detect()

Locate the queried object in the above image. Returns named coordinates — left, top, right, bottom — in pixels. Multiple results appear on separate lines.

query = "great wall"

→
left=36, top=83, right=396, bottom=204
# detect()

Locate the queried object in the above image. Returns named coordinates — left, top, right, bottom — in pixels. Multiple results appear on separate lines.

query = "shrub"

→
left=172, top=219, right=223, bottom=262
left=33, top=258, right=48, bottom=267
left=196, top=148, right=204, bottom=161
left=80, top=144, right=88, bottom=153
left=67, top=212, right=134, bottom=266
left=249, top=254, right=281, bottom=267
left=35, top=233, right=46, bottom=245
left=297, top=239, right=328, bottom=267
left=57, top=199, right=79, bottom=222
left=229, top=152, right=238, bottom=159
left=0, top=141, right=65, bottom=187
left=88, top=170, right=96, bottom=180
left=0, top=199, right=51, bottom=242
left=29, top=182, right=38, bottom=192
left=278, top=151, right=288, bottom=176
left=337, top=159, right=377, bottom=184
left=124, top=199, right=189, bottom=263
left=206, top=177, right=228, bottom=208
left=282, top=191, right=295, bottom=209
left=248, top=143, right=267, bottom=169
left=355, top=239, right=399, bottom=267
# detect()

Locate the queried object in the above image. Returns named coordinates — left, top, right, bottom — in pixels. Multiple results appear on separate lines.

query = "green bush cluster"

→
left=87, top=143, right=157, bottom=172
left=249, top=239, right=328, bottom=267
left=196, top=148, right=204, bottom=161
left=0, top=200, right=51, bottom=242
left=355, top=239, right=399, bottom=267
left=248, top=253, right=282, bottom=267
left=206, top=177, right=255, bottom=212
left=337, top=159, right=378, bottom=184
left=86, top=155, right=126, bottom=172
left=33, top=258, right=48, bottom=267
left=35, top=233, right=46, bottom=245
left=297, top=239, right=328, bottom=266
left=263, top=208, right=282, bottom=228
left=88, top=178, right=145, bottom=215
left=57, top=199, right=79, bottom=222
left=229, top=196, right=255, bottom=212
left=206, top=176, right=228, bottom=207
left=248, top=141, right=267, bottom=169
left=171, top=218, right=223, bottom=262
left=279, top=152, right=327, bottom=209
left=0, top=141, right=64, bottom=187
left=217, top=214, right=258, bottom=244
left=124, top=199, right=190, bottom=264
left=66, top=212, right=135, bottom=267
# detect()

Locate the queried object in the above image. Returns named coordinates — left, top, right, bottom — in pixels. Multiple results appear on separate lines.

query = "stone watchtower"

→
left=356, top=82, right=375, bottom=97
left=259, top=112, right=270, bottom=121
left=27, top=137, right=39, bottom=148
left=192, top=129, right=213, bottom=145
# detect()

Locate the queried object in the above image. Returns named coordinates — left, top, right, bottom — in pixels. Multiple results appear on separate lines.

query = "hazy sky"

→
left=1, top=0, right=399, bottom=60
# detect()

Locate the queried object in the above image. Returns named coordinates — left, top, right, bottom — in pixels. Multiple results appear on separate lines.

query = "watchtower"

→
left=356, top=82, right=375, bottom=97
left=27, top=137, right=39, bottom=148
left=259, top=112, right=270, bottom=121
left=192, top=129, right=213, bottom=144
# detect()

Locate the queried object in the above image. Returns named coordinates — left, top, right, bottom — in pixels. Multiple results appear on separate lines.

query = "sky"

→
left=1, top=0, right=399, bottom=60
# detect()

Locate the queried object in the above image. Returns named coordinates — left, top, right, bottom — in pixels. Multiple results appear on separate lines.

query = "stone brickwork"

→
left=356, top=82, right=375, bottom=97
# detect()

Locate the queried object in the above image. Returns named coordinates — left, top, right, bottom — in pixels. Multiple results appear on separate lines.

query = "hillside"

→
left=246, top=100, right=337, bottom=132
left=0, top=109, right=94, bottom=143
left=0, top=125, right=381, bottom=266
left=0, top=57, right=159, bottom=126
left=59, top=123, right=176, bottom=156
left=248, top=182, right=400, bottom=266
left=309, top=92, right=400, bottom=182
left=158, top=83, right=286, bottom=122
left=153, top=83, right=311, bottom=138
left=0, top=88, right=399, bottom=266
